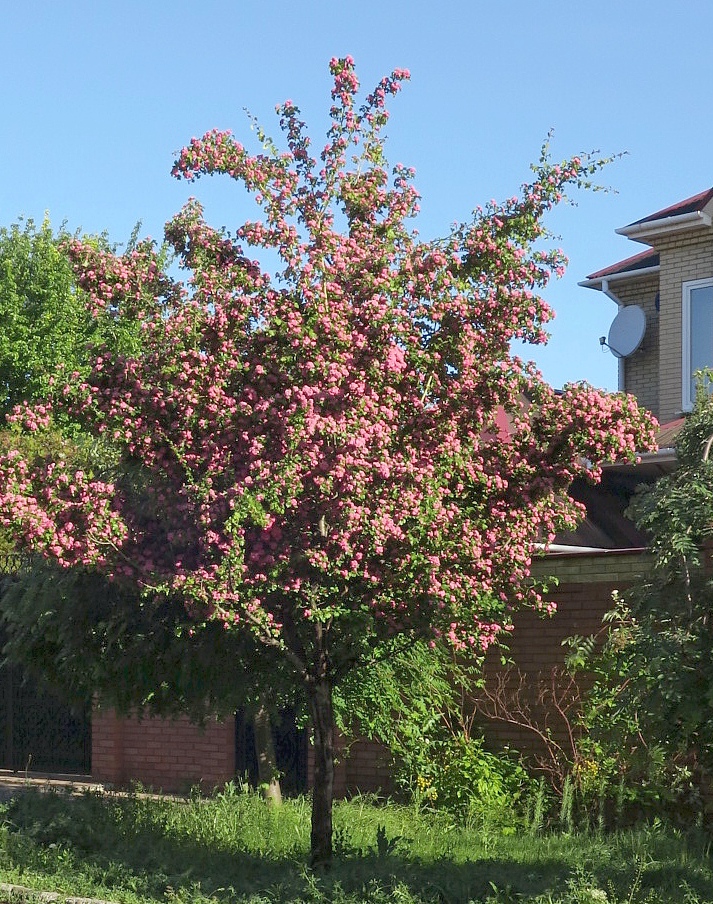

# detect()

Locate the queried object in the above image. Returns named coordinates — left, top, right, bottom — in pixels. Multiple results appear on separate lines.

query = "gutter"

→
left=536, top=543, right=648, bottom=556
left=578, top=264, right=660, bottom=290
left=537, top=543, right=609, bottom=554
left=616, top=210, right=712, bottom=243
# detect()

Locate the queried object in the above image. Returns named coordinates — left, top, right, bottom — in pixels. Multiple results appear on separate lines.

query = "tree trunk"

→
left=306, top=669, right=334, bottom=869
left=253, top=700, right=282, bottom=806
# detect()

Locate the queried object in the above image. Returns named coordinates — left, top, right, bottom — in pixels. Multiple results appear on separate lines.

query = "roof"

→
left=656, top=416, right=685, bottom=450
left=625, top=187, right=713, bottom=228
left=616, top=187, right=713, bottom=244
left=584, top=188, right=713, bottom=288
left=585, top=248, right=660, bottom=282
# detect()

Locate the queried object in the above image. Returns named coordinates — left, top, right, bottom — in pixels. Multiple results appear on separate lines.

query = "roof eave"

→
left=635, top=448, right=677, bottom=465
left=538, top=544, right=648, bottom=557
left=578, top=264, right=660, bottom=291
left=616, top=210, right=712, bottom=244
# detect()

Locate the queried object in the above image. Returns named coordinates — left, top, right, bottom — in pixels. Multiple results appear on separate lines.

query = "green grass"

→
left=1, top=783, right=713, bottom=903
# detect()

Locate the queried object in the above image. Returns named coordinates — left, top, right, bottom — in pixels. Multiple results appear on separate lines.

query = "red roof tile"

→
left=586, top=248, right=659, bottom=281
left=627, top=187, right=713, bottom=227
left=656, top=417, right=685, bottom=449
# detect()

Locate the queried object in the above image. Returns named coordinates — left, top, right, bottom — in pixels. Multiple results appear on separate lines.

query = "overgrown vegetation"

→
left=530, top=386, right=713, bottom=829
left=2, top=784, right=713, bottom=904
left=336, top=639, right=533, bottom=830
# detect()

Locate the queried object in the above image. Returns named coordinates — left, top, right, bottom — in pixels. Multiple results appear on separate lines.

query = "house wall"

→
left=480, top=552, right=647, bottom=762
left=653, top=230, right=713, bottom=423
left=593, top=227, right=713, bottom=424
left=612, top=275, right=660, bottom=418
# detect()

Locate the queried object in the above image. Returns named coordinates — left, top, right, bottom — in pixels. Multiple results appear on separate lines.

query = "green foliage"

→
left=615, top=386, right=713, bottom=779
left=563, top=605, right=711, bottom=825
left=0, top=560, right=298, bottom=721
left=0, top=218, right=147, bottom=420
left=334, top=640, right=458, bottom=762
left=335, top=640, right=531, bottom=827
left=412, top=734, right=531, bottom=830
left=561, top=625, right=650, bottom=819
left=0, top=218, right=93, bottom=419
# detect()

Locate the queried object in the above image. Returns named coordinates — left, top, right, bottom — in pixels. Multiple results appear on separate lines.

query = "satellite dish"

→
left=607, top=305, right=646, bottom=358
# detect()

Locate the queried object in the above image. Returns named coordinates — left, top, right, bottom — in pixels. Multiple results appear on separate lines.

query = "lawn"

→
left=1, top=784, right=713, bottom=903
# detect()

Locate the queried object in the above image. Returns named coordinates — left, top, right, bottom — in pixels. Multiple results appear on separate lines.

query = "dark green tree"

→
left=0, top=218, right=96, bottom=419
left=0, top=562, right=290, bottom=719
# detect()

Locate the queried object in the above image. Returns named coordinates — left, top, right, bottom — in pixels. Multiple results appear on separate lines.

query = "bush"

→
left=412, top=734, right=531, bottom=828
left=334, top=639, right=533, bottom=827
left=562, top=603, right=711, bottom=829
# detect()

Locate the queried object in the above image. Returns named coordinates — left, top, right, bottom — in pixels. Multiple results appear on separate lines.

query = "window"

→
left=682, top=277, right=713, bottom=410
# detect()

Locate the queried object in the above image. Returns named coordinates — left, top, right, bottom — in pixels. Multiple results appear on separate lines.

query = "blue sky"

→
left=2, top=1, right=710, bottom=391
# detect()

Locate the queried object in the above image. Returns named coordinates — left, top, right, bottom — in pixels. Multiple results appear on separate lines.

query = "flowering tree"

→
left=0, top=58, right=655, bottom=866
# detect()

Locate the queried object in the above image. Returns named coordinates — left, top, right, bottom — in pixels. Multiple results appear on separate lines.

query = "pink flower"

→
left=385, top=345, right=406, bottom=373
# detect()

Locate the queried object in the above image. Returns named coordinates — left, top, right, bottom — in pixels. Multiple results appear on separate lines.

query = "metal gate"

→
left=0, top=650, right=91, bottom=774
left=0, top=557, right=91, bottom=774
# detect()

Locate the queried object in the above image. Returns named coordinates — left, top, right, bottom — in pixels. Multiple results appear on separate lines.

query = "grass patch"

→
left=0, top=784, right=712, bottom=903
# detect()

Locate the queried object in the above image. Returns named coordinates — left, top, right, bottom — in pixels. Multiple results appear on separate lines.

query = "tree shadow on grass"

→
left=2, top=789, right=713, bottom=903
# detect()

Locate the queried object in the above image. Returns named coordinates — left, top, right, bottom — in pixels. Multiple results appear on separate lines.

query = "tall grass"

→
left=1, top=783, right=713, bottom=903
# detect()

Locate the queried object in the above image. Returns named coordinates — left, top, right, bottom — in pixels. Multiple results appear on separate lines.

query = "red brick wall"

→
left=92, top=709, right=235, bottom=793
left=330, top=737, right=393, bottom=798
left=478, top=551, right=648, bottom=763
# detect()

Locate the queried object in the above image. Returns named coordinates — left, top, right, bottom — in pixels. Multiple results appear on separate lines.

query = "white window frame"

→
left=682, top=277, right=713, bottom=411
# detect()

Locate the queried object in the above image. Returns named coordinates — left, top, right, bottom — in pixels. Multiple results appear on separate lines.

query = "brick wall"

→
left=331, top=737, right=394, bottom=798
left=92, top=709, right=235, bottom=793
left=611, top=274, right=660, bottom=417
left=654, top=231, right=713, bottom=423
left=479, top=551, right=648, bottom=762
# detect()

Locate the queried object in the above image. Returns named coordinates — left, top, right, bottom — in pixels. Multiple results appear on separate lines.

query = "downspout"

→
left=601, top=278, right=626, bottom=392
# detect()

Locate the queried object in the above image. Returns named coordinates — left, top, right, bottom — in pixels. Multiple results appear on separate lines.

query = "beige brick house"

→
left=580, top=187, right=713, bottom=424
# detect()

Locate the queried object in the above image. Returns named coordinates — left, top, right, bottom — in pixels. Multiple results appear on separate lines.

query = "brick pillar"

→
left=91, top=707, right=125, bottom=785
